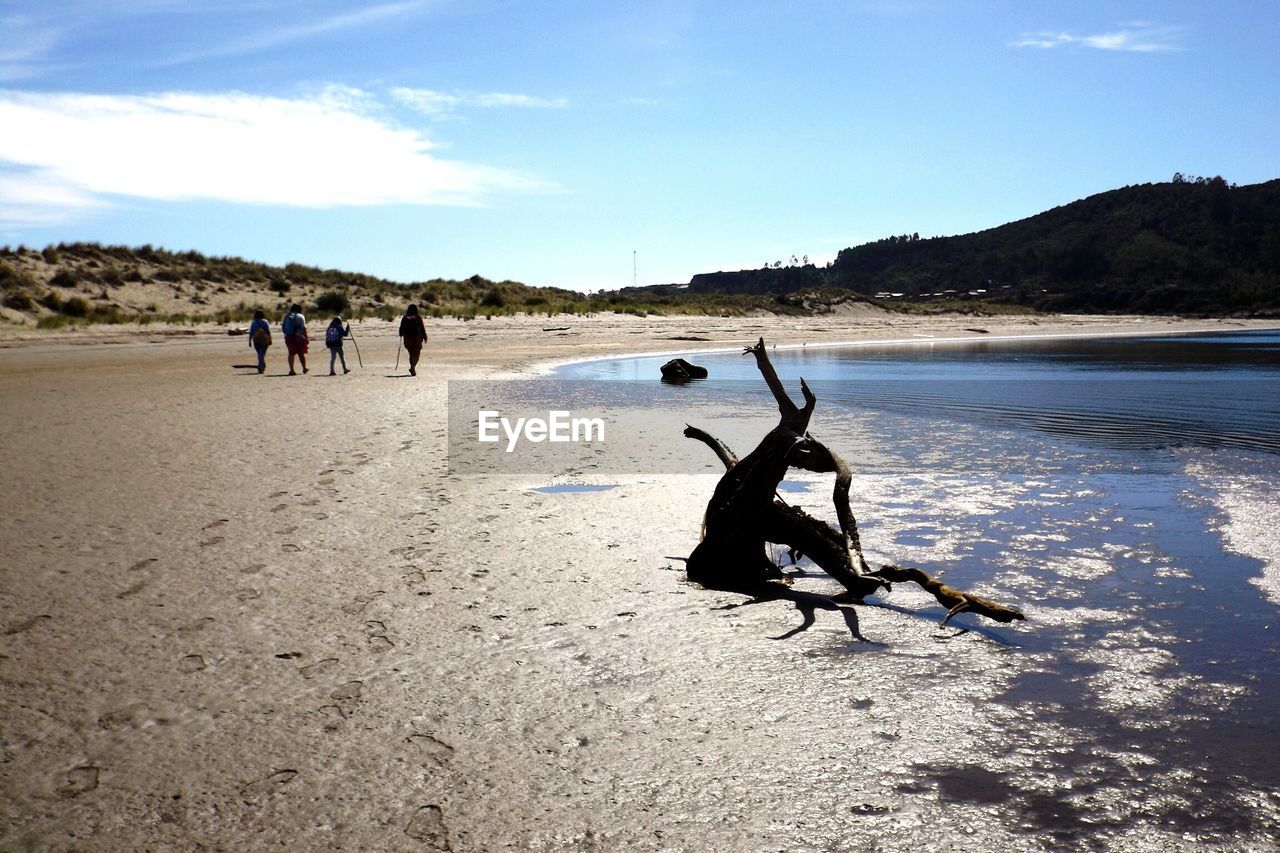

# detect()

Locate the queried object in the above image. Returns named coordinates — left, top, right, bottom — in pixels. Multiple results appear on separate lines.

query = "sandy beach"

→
left=3, top=311, right=1278, bottom=851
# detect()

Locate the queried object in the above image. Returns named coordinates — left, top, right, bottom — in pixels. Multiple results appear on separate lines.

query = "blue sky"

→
left=1, top=1, right=1276, bottom=291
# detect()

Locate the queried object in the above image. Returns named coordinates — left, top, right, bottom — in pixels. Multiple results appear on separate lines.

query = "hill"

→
left=685, top=177, right=1280, bottom=316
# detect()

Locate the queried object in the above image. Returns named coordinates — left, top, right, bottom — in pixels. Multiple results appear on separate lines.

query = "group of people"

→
left=246, top=303, right=428, bottom=376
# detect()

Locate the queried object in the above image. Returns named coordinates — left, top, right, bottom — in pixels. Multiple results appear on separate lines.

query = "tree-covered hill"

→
left=686, top=177, right=1280, bottom=316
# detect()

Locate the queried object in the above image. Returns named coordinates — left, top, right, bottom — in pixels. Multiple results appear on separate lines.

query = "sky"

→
left=1, top=1, right=1277, bottom=292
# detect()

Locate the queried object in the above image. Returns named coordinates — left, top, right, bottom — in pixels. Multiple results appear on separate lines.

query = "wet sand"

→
left=2, top=312, right=1277, bottom=850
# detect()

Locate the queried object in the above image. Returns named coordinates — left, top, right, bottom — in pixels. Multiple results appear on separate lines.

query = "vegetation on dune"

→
left=0, top=242, right=906, bottom=328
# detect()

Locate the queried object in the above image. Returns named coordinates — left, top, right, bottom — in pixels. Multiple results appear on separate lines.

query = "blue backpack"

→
left=325, top=324, right=344, bottom=346
left=282, top=312, right=297, bottom=336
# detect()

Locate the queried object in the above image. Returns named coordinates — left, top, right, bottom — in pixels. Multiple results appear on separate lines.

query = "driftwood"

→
left=683, top=337, right=1024, bottom=637
left=661, top=358, right=709, bottom=383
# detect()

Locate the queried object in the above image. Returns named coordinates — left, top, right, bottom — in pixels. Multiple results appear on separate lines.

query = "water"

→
left=559, top=329, right=1280, bottom=843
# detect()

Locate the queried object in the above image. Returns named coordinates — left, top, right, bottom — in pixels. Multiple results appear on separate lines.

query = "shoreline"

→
left=534, top=316, right=1279, bottom=375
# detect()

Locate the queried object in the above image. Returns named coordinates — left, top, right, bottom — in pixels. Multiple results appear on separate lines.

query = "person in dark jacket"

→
left=398, top=304, right=428, bottom=376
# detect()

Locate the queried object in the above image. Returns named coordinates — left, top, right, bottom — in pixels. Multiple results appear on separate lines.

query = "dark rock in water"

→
left=660, top=358, right=708, bottom=383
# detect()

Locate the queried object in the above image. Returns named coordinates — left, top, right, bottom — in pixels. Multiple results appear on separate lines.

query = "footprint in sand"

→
left=281, top=543, right=302, bottom=553
left=99, top=703, right=150, bottom=730
left=199, top=536, right=224, bottom=547
left=202, top=519, right=229, bottom=530
left=58, top=765, right=100, bottom=798
left=240, top=563, right=267, bottom=575
left=406, top=733, right=454, bottom=761
left=236, top=588, right=260, bottom=602
left=330, top=681, right=363, bottom=717
left=270, top=503, right=289, bottom=513
left=128, top=558, right=158, bottom=572
left=299, top=658, right=339, bottom=680
left=240, top=769, right=298, bottom=800
left=116, top=580, right=146, bottom=599
left=269, top=490, right=288, bottom=499
left=177, top=616, right=215, bottom=635
left=342, top=591, right=385, bottom=614
left=405, top=804, right=450, bottom=847
left=318, top=705, right=345, bottom=732
left=180, top=654, right=206, bottom=673
left=365, top=621, right=394, bottom=653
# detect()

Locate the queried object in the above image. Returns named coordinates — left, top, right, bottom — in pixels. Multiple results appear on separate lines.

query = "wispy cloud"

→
left=159, top=0, right=429, bottom=65
left=392, top=87, right=568, bottom=117
left=0, top=87, right=551, bottom=226
left=1010, top=22, right=1186, bottom=53
left=0, top=14, right=63, bottom=80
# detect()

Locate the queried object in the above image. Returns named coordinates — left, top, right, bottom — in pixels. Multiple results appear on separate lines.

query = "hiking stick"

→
left=348, top=329, right=363, bottom=368
left=395, top=340, right=402, bottom=372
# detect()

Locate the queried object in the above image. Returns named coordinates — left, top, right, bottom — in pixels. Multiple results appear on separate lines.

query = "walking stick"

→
left=348, top=329, right=363, bottom=368
left=395, top=340, right=402, bottom=372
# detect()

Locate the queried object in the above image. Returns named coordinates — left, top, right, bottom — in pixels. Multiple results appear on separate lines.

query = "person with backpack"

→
left=282, top=303, right=309, bottom=375
left=247, top=308, right=272, bottom=374
left=398, top=304, right=428, bottom=376
left=325, top=316, right=352, bottom=375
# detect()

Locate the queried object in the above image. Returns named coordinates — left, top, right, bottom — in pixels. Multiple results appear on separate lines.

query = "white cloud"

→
left=0, top=170, right=107, bottom=226
left=392, top=87, right=568, bottom=117
left=0, top=87, right=551, bottom=226
left=1010, top=23, right=1185, bottom=53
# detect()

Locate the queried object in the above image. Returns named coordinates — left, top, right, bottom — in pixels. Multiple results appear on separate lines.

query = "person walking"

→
left=398, top=304, right=428, bottom=376
left=282, top=303, right=309, bottom=375
left=248, top=308, right=272, bottom=373
left=325, top=316, right=352, bottom=375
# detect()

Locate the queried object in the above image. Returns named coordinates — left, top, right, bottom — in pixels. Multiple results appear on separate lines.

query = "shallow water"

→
left=559, top=330, right=1280, bottom=844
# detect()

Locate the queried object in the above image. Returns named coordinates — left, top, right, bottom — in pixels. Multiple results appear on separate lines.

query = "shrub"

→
left=4, top=291, right=34, bottom=311
left=479, top=288, right=505, bottom=308
left=268, top=277, right=290, bottom=294
left=314, top=290, right=350, bottom=315
left=1, top=261, right=38, bottom=290
left=61, top=296, right=90, bottom=317
left=49, top=270, right=78, bottom=288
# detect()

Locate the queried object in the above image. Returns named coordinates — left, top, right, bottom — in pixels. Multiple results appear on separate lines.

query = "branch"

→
left=874, top=565, right=1025, bottom=626
left=683, top=424, right=738, bottom=471
left=744, top=338, right=811, bottom=433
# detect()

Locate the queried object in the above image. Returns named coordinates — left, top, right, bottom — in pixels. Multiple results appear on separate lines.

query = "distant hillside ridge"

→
left=687, top=177, right=1280, bottom=315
